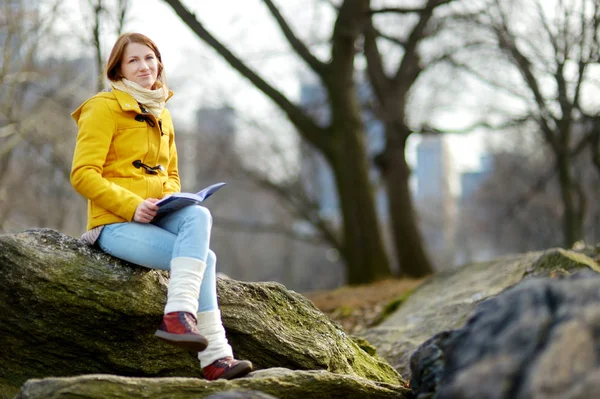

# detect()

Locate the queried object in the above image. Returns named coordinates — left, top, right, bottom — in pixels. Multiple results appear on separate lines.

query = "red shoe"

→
left=203, top=357, right=253, bottom=380
left=154, top=312, right=208, bottom=352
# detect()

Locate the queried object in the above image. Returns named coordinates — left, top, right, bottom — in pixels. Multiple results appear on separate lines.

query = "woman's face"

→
left=120, top=42, right=159, bottom=89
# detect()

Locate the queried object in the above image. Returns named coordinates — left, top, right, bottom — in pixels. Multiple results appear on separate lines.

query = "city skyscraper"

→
left=414, top=136, right=456, bottom=268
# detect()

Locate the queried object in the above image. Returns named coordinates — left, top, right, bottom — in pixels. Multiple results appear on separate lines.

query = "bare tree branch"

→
left=392, top=0, right=438, bottom=87
left=363, top=20, right=387, bottom=105
left=163, top=0, right=326, bottom=149
left=86, top=0, right=105, bottom=92
left=422, top=114, right=535, bottom=135
left=573, top=1, right=600, bottom=110
left=116, top=0, right=130, bottom=35
left=370, top=0, right=455, bottom=15
left=214, top=215, right=327, bottom=245
left=229, top=109, right=342, bottom=251
left=534, top=0, right=561, bottom=63
left=244, top=168, right=343, bottom=251
left=501, top=127, right=591, bottom=224
left=493, top=0, right=559, bottom=151
left=501, top=164, right=556, bottom=223
left=261, top=0, right=328, bottom=75
left=374, top=29, right=405, bottom=47
left=329, top=0, right=370, bottom=77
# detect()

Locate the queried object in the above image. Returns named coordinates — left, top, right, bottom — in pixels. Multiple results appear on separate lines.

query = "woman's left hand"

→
left=134, top=198, right=159, bottom=223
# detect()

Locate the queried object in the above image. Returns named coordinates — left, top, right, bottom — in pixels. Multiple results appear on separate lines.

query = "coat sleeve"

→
left=70, top=98, right=144, bottom=221
left=161, top=115, right=181, bottom=196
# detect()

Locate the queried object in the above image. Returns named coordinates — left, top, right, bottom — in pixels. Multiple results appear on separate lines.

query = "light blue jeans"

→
left=97, top=205, right=217, bottom=312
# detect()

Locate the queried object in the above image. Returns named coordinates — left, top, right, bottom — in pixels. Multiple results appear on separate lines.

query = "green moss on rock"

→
left=1, top=229, right=405, bottom=398
left=218, top=279, right=403, bottom=385
left=526, top=248, right=600, bottom=278
left=15, top=370, right=410, bottom=399
left=370, top=288, right=416, bottom=327
left=351, top=336, right=378, bottom=356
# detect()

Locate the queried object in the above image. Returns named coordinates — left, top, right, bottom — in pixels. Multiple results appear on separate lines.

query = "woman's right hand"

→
left=134, top=198, right=159, bottom=223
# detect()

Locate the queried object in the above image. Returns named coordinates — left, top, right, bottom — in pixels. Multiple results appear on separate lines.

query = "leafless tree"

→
left=362, top=0, right=465, bottom=275
left=176, top=111, right=344, bottom=290
left=0, top=0, right=88, bottom=234
left=80, top=0, right=131, bottom=92
left=162, top=0, right=394, bottom=284
left=457, top=123, right=600, bottom=261
left=442, top=0, right=600, bottom=248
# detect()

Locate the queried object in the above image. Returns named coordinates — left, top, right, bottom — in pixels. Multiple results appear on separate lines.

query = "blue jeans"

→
left=97, top=205, right=217, bottom=312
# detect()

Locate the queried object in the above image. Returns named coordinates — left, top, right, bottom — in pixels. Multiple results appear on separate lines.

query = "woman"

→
left=70, top=32, right=252, bottom=381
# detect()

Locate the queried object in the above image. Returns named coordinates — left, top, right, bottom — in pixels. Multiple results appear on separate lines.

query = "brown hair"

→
left=106, top=33, right=166, bottom=88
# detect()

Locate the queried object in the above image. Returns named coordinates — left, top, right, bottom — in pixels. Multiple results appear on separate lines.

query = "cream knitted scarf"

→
left=111, top=79, right=169, bottom=118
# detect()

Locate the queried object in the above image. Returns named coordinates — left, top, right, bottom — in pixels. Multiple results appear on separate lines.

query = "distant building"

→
left=416, top=137, right=452, bottom=200
left=454, top=154, right=494, bottom=265
left=179, top=105, right=237, bottom=190
left=460, top=154, right=493, bottom=203
left=414, top=136, right=456, bottom=268
left=195, top=106, right=236, bottom=140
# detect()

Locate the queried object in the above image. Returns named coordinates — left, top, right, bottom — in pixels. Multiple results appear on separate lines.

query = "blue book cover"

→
left=155, top=182, right=226, bottom=217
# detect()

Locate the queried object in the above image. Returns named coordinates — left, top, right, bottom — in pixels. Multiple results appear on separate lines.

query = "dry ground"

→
left=303, top=278, right=424, bottom=335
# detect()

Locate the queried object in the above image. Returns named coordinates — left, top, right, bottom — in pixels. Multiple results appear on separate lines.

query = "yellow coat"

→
left=71, top=89, right=180, bottom=231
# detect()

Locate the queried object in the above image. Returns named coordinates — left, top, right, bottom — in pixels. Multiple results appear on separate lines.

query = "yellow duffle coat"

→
left=71, top=89, right=180, bottom=231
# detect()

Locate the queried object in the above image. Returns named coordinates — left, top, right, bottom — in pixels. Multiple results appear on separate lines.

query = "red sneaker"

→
left=203, top=357, right=253, bottom=380
left=154, top=312, right=208, bottom=352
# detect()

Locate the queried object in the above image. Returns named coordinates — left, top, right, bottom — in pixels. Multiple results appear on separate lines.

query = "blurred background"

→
left=2, top=0, right=600, bottom=291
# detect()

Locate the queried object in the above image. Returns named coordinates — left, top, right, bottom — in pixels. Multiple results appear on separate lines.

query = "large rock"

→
left=15, top=369, right=410, bottom=399
left=364, top=248, right=600, bottom=379
left=0, top=229, right=401, bottom=399
left=410, top=271, right=600, bottom=399
left=217, top=279, right=398, bottom=383
left=204, top=390, right=280, bottom=399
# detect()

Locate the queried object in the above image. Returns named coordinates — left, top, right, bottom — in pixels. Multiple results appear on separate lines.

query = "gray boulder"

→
left=0, top=229, right=402, bottom=399
left=14, top=369, right=410, bottom=399
left=364, top=248, right=600, bottom=379
left=410, top=271, right=600, bottom=399
left=204, top=390, right=280, bottom=399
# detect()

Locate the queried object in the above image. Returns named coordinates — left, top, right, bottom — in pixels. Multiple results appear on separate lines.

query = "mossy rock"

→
left=364, top=248, right=600, bottom=379
left=524, top=248, right=600, bottom=278
left=0, top=228, right=403, bottom=398
left=371, top=288, right=417, bottom=327
left=218, top=279, right=401, bottom=385
left=15, top=369, right=411, bottom=399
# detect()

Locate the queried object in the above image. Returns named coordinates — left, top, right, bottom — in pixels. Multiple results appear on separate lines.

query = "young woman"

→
left=70, top=32, right=252, bottom=381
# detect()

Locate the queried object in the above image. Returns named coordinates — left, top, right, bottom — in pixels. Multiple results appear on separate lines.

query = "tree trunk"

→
left=381, top=123, right=434, bottom=277
left=92, top=1, right=103, bottom=92
left=327, top=129, right=393, bottom=284
left=325, top=71, right=393, bottom=284
left=556, top=152, right=583, bottom=248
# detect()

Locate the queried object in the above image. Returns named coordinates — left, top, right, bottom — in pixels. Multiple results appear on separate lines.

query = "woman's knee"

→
left=206, top=250, right=217, bottom=270
left=181, top=205, right=212, bottom=226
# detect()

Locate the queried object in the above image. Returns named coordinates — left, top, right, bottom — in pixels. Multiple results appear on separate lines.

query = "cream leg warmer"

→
left=164, top=257, right=206, bottom=315
left=196, top=309, right=234, bottom=367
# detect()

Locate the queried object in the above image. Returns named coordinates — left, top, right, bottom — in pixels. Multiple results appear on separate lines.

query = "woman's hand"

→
left=134, top=198, right=159, bottom=223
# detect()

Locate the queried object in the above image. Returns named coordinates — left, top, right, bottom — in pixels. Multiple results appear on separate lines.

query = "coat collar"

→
left=71, top=89, right=174, bottom=123
left=112, top=89, right=174, bottom=114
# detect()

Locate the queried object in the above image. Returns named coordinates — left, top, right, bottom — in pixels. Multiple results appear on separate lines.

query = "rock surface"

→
left=0, top=229, right=401, bottom=399
left=364, top=248, right=600, bottom=379
left=217, top=279, right=398, bottom=383
left=204, top=390, right=280, bottom=399
left=410, top=271, right=600, bottom=399
left=14, top=369, right=410, bottom=399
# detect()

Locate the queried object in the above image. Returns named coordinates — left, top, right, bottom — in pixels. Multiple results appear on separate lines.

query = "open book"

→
left=156, top=182, right=226, bottom=217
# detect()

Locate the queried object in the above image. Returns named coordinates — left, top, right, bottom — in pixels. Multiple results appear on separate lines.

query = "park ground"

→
left=303, top=278, right=424, bottom=335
